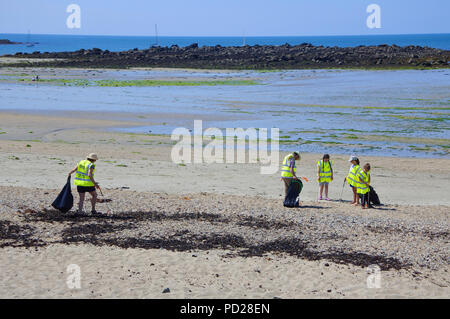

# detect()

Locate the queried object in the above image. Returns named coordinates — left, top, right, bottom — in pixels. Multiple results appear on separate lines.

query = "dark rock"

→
left=0, top=39, right=22, bottom=45
left=162, top=288, right=170, bottom=293
left=6, top=43, right=446, bottom=70
left=185, top=43, right=198, bottom=49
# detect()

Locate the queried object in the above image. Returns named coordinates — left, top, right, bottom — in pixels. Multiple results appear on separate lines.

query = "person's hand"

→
left=95, top=183, right=100, bottom=189
left=293, top=176, right=299, bottom=180
left=331, top=176, right=334, bottom=181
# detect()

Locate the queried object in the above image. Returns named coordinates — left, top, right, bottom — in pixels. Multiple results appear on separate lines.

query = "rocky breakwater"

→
left=5, top=43, right=450, bottom=69
left=0, top=39, right=22, bottom=45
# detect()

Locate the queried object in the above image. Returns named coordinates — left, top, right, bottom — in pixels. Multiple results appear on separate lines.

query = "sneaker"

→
left=325, top=197, right=330, bottom=201
left=318, top=196, right=323, bottom=200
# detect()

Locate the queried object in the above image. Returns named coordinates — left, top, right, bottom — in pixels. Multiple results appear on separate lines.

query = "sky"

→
left=0, top=0, right=449, bottom=36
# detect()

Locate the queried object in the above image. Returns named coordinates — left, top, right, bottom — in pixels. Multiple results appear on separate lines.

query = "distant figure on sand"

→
left=68, top=153, right=100, bottom=214
left=280, top=152, right=302, bottom=196
left=317, top=154, right=333, bottom=200
left=345, top=155, right=361, bottom=205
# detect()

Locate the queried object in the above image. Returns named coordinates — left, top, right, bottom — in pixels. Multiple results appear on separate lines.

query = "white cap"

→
left=348, top=155, right=358, bottom=162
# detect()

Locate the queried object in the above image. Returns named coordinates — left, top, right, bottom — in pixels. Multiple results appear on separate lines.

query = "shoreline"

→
left=1, top=108, right=448, bottom=160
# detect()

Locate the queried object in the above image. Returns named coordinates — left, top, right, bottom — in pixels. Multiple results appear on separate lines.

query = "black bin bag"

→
left=283, top=179, right=303, bottom=208
left=369, top=186, right=381, bottom=205
left=52, top=176, right=74, bottom=213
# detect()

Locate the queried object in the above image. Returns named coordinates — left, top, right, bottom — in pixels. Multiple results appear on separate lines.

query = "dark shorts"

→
left=77, top=186, right=96, bottom=193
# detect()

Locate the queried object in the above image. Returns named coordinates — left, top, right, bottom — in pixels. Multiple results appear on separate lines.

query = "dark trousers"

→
left=360, top=193, right=369, bottom=207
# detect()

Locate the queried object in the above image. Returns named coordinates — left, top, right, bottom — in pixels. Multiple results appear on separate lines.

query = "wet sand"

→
left=1, top=66, right=448, bottom=158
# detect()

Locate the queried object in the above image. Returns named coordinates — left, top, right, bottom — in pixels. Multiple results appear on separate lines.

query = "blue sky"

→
left=1, top=0, right=449, bottom=36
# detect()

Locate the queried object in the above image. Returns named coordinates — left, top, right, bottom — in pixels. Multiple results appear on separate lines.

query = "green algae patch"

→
left=353, top=134, right=450, bottom=146
left=94, top=79, right=259, bottom=87
left=224, top=100, right=450, bottom=111
left=6, top=78, right=259, bottom=87
left=11, top=78, right=90, bottom=86
left=387, top=114, right=449, bottom=122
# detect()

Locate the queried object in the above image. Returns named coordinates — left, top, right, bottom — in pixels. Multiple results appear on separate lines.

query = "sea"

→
left=0, top=33, right=449, bottom=55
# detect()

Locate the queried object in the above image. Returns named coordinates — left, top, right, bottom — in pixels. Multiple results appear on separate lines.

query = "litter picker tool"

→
left=98, top=187, right=113, bottom=215
left=339, top=179, right=346, bottom=202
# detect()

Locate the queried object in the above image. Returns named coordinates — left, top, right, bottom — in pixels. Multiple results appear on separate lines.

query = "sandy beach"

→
left=0, top=111, right=449, bottom=298
left=2, top=0, right=450, bottom=303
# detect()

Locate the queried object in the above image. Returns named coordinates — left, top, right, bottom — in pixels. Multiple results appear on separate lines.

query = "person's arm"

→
left=88, top=166, right=99, bottom=189
left=358, top=172, right=368, bottom=186
left=290, top=166, right=298, bottom=179
left=288, top=158, right=298, bottom=179
left=68, top=165, right=77, bottom=176
left=317, top=166, right=321, bottom=182
left=330, top=162, right=333, bottom=181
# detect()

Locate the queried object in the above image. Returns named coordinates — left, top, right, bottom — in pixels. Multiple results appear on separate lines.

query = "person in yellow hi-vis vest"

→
left=280, top=152, right=303, bottom=196
left=356, top=163, right=371, bottom=209
left=345, top=155, right=361, bottom=205
left=68, top=153, right=100, bottom=214
left=317, top=154, right=333, bottom=200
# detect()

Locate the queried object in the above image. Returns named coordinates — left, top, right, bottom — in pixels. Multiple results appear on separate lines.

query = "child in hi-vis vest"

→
left=357, top=163, right=371, bottom=209
left=317, top=154, right=333, bottom=200
left=345, top=155, right=361, bottom=205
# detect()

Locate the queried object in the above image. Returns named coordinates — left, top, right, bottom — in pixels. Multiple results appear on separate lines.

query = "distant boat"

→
left=25, top=30, right=35, bottom=47
left=152, top=24, right=159, bottom=47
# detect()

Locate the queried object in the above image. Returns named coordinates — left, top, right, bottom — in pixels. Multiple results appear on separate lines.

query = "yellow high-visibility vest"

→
left=317, top=160, right=332, bottom=183
left=281, top=154, right=297, bottom=178
left=74, top=159, right=95, bottom=187
left=356, top=170, right=370, bottom=194
left=346, top=164, right=361, bottom=187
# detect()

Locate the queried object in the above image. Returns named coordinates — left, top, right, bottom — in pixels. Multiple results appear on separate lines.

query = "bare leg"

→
left=324, top=184, right=329, bottom=198
left=319, top=184, right=324, bottom=199
left=78, top=192, right=85, bottom=212
left=352, top=187, right=358, bottom=204
left=353, top=187, right=360, bottom=205
left=89, top=191, right=97, bottom=212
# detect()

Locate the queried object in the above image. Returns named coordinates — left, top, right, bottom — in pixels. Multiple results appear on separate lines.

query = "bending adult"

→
left=68, top=153, right=100, bottom=214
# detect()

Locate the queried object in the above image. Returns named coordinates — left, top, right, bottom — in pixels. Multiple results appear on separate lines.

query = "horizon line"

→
left=1, top=32, right=450, bottom=38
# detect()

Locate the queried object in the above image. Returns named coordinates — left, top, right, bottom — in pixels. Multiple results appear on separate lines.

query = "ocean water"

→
left=0, top=33, right=449, bottom=55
